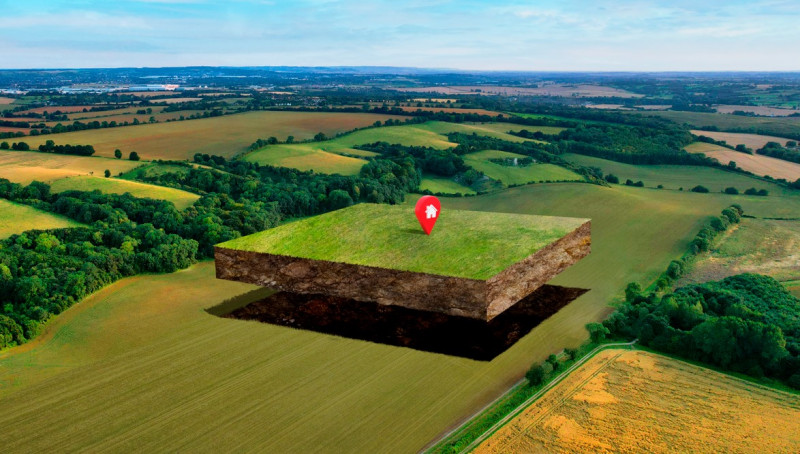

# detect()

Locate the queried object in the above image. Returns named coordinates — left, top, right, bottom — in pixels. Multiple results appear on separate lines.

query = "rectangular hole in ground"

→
left=207, top=284, right=588, bottom=361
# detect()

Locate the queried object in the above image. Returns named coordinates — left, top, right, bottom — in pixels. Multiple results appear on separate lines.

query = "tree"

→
left=129, top=151, right=140, bottom=161
left=114, top=149, right=122, bottom=159
left=587, top=322, right=609, bottom=343
left=691, top=185, right=709, bottom=193
left=0, top=141, right=8, bottom=150
left=267, top=136, right=278, bottom=145
left=625, top=282, right=642, bottom=303
left=286, top=135, right=294, bottom=143
left=314, top=132, right=327, bottom=141
left=104, top=169, right=111, bottom=178
left=724, top=187, right=739, bottom=195
left=547, top=354, right=560, bottom=371
left=525, top=362, right=553, bottom=386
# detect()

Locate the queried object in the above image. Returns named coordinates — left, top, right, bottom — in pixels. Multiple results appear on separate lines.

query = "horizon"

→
left=2, top=0, right=799, bottom=71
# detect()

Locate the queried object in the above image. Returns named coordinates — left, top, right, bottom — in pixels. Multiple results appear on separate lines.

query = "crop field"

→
left=678, top=218, right=800, bottom=286
left=562, top=153, right=796, bottom=194
left=17, top=111, right=408, bottom=160
left=0, top=150, right=143, bottom=184
left=1, top=180, right=800, bottom=452
left=474, top=349, right=800, bottom=454
left=464, top=150, right=583, bottom=185
left=395, top=106, right=506, bottom=116
left=419, top=175, right=476, bottom=195
left=634, top=110, right=800, bottom=138
left=0, top=96, right=15, bottom=105
left=685, top=142, right=800, bottom=181
left=19, top=105, right=98, bottom=115
left=0, top=199, right=82, bottom=239
left=243, top=120, right=554, bottom=172
left=242, top=144, right=367, bottom=175
left=714, top=104, right=799, bottom=116
left=395, top=84, right=643, bottom=98
left=49, top=176, right=201, bottom=210
left=690, top=130, right=794, bottom=150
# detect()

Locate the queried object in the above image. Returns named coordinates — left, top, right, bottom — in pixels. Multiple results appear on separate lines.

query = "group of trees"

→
left=38, top=140, right=95, bottom=156
left=0, top=141, right=30, bottom=151
left=355, top=142, right=469, bottom=177
left=605, top=274, right=800, bottom=389
left=757, top=141, right=800, bottom=164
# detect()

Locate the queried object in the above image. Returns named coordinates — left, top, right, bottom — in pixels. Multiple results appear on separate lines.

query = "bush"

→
left=129, top=151, right=140, bottom=161
left=525, top=361, right=554, bottom=386
left=724, top=187, right=739, bottom=195
left=587, top=322, right=609, bottom=343
left=605, top=174, right=619, bottom=184
left=691, top=185, right=710, bottom=193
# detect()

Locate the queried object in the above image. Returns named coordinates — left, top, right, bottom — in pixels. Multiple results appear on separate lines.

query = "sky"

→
left=1, top=0, right=799, bottom=71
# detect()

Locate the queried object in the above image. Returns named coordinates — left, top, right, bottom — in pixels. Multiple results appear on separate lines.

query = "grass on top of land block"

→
left=217, top=203, right=587, bottom=280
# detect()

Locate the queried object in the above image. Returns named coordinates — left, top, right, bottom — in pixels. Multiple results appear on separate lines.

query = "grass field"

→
left=678, top=218, right=800, bottom=286
left=242, top=143, right=367, bottom=175
left=243, top=121, right=547, bottom=171
left=49, top=176, right=200, bottom=210
left=0, top=199, right=82, bottom=239
left=219, top=203, right=586, bottom=280
left=563, top=153, right=795, bottom=194
left=690, top=130, right=794, bottom=150
left=634, top=110, right=800, bottom=138
left=475, top=349, right=800, bottom=453
left=419, top=175, right=476, bottom=195
left=396, top=84, right=643, bottom=98
left=685, top=142, right=800, bottom=181
left=17, top=111, right=407, bottom=160
left=464, top=150, right=583, bottom=185
left=0, top=150, right=144, bottom=184
left=2, top=183, right=800, bottom=452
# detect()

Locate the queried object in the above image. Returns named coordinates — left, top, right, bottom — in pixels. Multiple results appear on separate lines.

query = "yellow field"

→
left=685, top=141, right=800, bottom=181
left=0, top=150, right=144, bottom=184
left=714, top=104, right=799, bottom=116
left=243, top=144, right=367, bottom=175
left=49, top=176, right=200, bottom=210
left=678, top=218, right=800, bottom=286
left=690, top=130, right=793, bottom=150
left=475, top=349, right=800, bottom=454
left=0, top=96, right=15, bottom=105
left=0, top=199, right=82, bottom=239
left=18, top=111, right=408, bottom=160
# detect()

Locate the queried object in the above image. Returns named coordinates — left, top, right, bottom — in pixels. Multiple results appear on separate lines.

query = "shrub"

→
left=691, top=185, right=710, bottom=193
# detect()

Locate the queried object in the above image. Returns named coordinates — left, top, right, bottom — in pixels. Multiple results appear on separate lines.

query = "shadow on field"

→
left=207, top=285, right=587, bottom=361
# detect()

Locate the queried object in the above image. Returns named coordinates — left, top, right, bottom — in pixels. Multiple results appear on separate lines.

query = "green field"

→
left=2, top=180, right=800, bottom=452
left=464, top=150, right=583, bottom=185
left=0, top=150, right=144, bottom=184
left=633, top=110, right=800, bottom=138
left=49, top=176, right=201, bottom=210
left=563, top=153, right=794, bottom=194
left=18, top=111, right=407, bottom=161
left=240, top=143, right=368, bottom=175
left=419, top=175, right=476, bottom=195
left=242, top=120, right=552, bottom=170
left=218, top=203, right=586, bottom=280
left=0, top=199, right=83, bottom=239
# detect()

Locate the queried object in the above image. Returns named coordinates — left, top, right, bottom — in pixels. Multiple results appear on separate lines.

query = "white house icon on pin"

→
left=425, top=204, right=438, bottom=219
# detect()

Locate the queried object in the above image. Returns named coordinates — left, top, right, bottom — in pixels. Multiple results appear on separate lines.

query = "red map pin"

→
left=415, top=195, right=441, bottom=235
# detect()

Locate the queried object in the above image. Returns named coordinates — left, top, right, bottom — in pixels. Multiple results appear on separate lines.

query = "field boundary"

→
left=421, top=340, right=637, bottom=453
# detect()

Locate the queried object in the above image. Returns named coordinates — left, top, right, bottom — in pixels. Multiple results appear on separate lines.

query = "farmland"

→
left=4, top=180, right=793, bottom=452
left=474, top=349, right=800, bottom=453
left=49, top=176, right=201, bottom=210
left=562, top=153, right=792, bottom=194
left=395, top=84, right=643, bottom=98
left=714, top=104, right=799, bottom=116
left=419, top=175, right=476, bottom=195
left=634, top=110, right=800, bottom=138
left=690, top=130, right=794, bottom=150
left=0, top=199, right=82, bottom=239
left=17, top=111, right=408, bottom=160
left=684, top=142, right=800, bottom=181
left=242, top=143, right=367, bottom=175
left=464, top=150, right=583, bottom=185
left=0, top=150, right=143, bottom=184
left=678, top=218, right=800, bottom=286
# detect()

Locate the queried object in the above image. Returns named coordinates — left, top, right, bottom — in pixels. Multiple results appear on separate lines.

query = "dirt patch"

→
left=476, top=350, right=800, bottom=453
left=213, top=284, right=587, bottom=360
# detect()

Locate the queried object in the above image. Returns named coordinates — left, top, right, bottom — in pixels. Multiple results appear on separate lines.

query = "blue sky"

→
left=1, top=0, right=799, bottom=70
